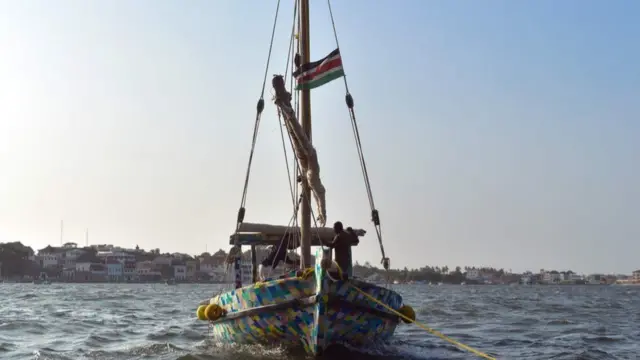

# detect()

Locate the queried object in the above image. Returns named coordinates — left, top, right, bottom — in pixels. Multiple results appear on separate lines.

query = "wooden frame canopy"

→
left=228, top=222, right=365, bottom=247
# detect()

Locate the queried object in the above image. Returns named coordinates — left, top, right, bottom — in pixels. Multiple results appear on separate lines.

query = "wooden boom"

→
left=229, top=222, right=365, bottom=247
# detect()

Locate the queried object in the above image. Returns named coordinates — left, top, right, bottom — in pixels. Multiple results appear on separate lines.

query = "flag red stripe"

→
left=297, top=57, right=343, bottom=84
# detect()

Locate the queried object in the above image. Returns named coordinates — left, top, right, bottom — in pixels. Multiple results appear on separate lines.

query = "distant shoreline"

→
left=0, top=279, right=624, bottom=286
left=1, top=280, right=229, bottom=284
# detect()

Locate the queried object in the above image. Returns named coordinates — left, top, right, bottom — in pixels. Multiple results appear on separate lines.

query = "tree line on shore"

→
left=352, top=261, right=510, bottom=284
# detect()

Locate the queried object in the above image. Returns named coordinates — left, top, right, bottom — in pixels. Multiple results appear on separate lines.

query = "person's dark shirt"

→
left=261, top=238, right=295, bottom=269
left=327, top=231, right=353, bottom=273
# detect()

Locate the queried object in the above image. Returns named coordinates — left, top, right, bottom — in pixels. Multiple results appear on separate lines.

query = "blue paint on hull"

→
left=206, top=248, right=403, bottom=356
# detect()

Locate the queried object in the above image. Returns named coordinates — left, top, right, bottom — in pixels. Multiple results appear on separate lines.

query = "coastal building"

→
left=633, top=270, right=640, bottom=282
left=465, top=269, right=496, bottom=283
left=465, top=269, right=482, bottom=281
left=200, top=258, right=218, bottom=274
left=123, top=261, right=136, bottom=281
left=74, top=263, right=107, bottom=282
left=62, top=247, right=86, bottom=269
left=62, top=267, right=75, bottom=281
left=76, top=262, right=92, bottom=272
left=152, top=256, right=173, bottom=267
left=41, top=254, right=61, bottom=268
left=136, top=261, right=161, bottom=282
left=36, top=246, right=65, bottom=269
left=542, top=271, right=562, bottom=284
left=107, top=259, right=123, bottom=282
left=90, top=263, right=107, bottom=280
left=99, top=250, right=135, bottom=263
left=211, top=250, right=228, bottom=266
left=173, top=264, right=187, bottom=280
left=186, top=260, right=197, bottom=279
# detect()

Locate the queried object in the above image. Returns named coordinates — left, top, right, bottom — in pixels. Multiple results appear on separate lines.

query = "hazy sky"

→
left=1, top=0, right=638, bottom=274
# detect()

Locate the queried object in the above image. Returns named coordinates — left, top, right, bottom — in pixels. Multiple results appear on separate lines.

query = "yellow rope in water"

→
left=349, top=284, right=497, bottom=360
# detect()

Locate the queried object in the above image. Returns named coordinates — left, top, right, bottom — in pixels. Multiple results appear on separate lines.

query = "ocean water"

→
left=0, top=283, right=638, bottom=360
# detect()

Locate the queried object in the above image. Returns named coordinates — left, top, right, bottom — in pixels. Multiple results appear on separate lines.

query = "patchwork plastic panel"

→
left=207, top=248, right=403, bottom=355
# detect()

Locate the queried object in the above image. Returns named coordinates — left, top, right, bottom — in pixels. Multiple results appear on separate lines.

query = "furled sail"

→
left=272, top=75, right=327, bottom=227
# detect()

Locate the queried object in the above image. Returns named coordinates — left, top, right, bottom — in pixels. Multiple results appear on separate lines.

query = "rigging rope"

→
left=349, top=283, right=498, bottom=360
left=321, top=261, right=496, bottom=359
left=228, top=0, right=282, bottom=277
left=275, top=0, right=302, bottom=268
left=279, top=0, right=300, bottom=220
left=278, top=108, right=298, bottom=210
left=325, top=0, right=390, bottom=272
left=267, top=208, right=300, bottom=275
left=284, top=0, right=298, bottom=83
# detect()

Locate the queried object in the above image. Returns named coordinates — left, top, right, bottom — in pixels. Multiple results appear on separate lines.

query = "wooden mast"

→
left=298, top=0, right=312, bottom=267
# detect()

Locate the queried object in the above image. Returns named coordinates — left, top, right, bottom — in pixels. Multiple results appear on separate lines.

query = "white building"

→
left=632, top=270, right=640, bottom=282
left=107, top=260, right=123, bottom=281
left=63, top=248, right=86, bottom=268
left=465, top=269, right=482, bottom=281
left=200, top=259, right=216, bottom=274
left=541, top=271, right=562, bottom=283
left=173, top=264, right=187, bottom=280
left=41, top=254, right=62, bottom=268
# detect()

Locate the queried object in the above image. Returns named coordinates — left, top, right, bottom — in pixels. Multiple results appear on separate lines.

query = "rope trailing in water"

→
left=349, top=283, right=497, bottom=360
left=325, top=0, right=390, bottom=274
left=323, top=262, right=497, bottom=358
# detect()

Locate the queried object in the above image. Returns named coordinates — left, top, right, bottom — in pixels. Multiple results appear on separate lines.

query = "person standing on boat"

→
left=258, top=237, right=299, bottom=281
left=326, top=221, right=357, bottom=279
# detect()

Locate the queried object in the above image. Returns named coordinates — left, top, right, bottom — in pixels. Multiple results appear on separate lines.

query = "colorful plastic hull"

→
left=206, top=249, right=403, bottom=356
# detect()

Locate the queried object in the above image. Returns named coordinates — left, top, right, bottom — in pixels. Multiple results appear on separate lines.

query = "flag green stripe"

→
left=296, top=68, right=345, bottom=90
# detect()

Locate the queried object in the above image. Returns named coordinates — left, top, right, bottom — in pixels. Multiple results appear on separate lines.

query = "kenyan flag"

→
left=293, top=48, right=345, bottom=90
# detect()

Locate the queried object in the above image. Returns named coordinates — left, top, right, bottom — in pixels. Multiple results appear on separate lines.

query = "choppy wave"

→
left=0, top=283, right=638, bottom=359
